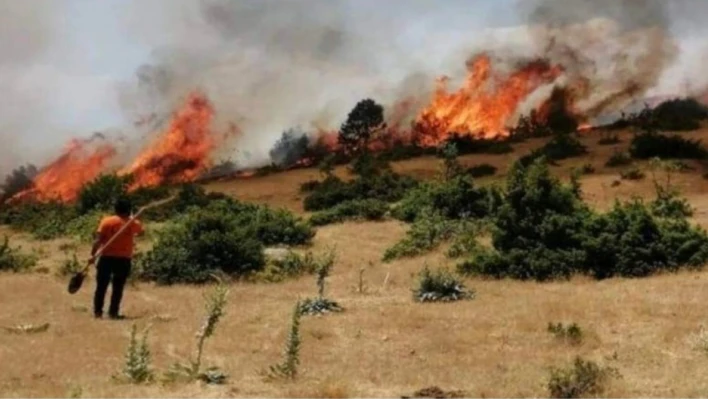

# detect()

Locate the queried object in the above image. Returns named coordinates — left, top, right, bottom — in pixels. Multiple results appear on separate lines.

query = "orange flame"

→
left=415, top=54, right=564, bottom=146
left=9, top=136, right=116, bottom=203
left=119, top=92, right=215, bottom=190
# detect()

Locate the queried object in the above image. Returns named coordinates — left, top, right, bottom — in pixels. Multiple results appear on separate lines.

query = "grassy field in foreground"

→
left=4, top=127, right=708, bottom=397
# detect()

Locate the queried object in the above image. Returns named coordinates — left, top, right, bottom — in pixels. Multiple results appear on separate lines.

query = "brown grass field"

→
left=5, top=128, right=708, bottom=397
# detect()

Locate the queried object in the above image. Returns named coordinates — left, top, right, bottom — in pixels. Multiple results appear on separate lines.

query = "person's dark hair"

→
left=114, top=197, right=132, bottom=217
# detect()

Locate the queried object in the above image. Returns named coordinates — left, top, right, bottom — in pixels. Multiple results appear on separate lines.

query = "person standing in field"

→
left=90, top=197, right=144, bottom=320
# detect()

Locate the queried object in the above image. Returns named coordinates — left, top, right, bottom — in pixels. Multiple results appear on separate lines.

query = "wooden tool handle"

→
left=82, top=195, right=176, bottom=272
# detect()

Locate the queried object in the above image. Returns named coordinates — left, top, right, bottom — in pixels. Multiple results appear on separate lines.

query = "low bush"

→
left=547, top=322, right=583, bottom=346
left=383, top=209, right=457, bottom=262
left=651, top=189, right=693, bottom=219
left=541, top=133, right=588, bottom=161
left=620, top=166, right=645, bottom=180
left=467, top=163, right=497, bottom=178
left=303, top=172, right=418, bottom=212
left=0, top=236, right=37, bottom=272
left=298, top=249, right=342, bottom=316
left=650, top=97, right=708, bottom=132
left=392, top=176, right=490, bottom=223
left=252, top=250, right=320, bottom=283
left=140, top=199, right=314, bottom=285
left=630, top=132, right=708, bottom=160
left=605, top=151, right=632, bottom=167
left=583, top=200, right=708, bottom=279
left=458, top=158, right=708, bottom=281
left=442, top=134, right=514, bottom=155
left=413, top=266, right=474, bottom=303
left=309, top=199, right=388, bottom=226
left=547, top=357, right=619, bottom=399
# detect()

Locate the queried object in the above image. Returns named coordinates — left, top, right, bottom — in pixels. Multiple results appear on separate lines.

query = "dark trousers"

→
left=93, top=256, right=131, bottom=317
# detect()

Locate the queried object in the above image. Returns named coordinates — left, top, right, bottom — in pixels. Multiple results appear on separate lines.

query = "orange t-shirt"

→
left=96, top=215, right=144, bottom=259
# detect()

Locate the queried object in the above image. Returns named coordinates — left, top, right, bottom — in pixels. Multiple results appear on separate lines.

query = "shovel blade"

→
left=67, top=272, right=85, bottom=294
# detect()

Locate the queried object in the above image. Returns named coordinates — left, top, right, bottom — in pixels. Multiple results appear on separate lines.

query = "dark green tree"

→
left=338, top=99, right=385, bottom=155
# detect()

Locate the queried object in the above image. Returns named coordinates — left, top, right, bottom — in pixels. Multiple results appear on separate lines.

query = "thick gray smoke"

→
left=511, top=0, right=680, bottom=122
left=4, top=0, right=708, bottom=177
left=116, top=0, right=487, bottom=166
left=0, top=0, right=60, bottom=175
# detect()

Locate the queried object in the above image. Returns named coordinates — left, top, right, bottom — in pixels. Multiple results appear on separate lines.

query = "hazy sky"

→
left=1, top=0, right=707, bottom=171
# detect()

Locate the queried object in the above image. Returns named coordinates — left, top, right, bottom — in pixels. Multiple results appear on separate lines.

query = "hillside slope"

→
left=4, top=127, right=708, bottom=397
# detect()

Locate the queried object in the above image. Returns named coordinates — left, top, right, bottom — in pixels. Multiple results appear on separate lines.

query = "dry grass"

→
left=4, top=128, right=708, bottom=397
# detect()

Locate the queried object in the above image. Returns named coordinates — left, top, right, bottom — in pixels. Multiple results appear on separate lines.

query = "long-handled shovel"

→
left=67, top=195, right=177, bottom=294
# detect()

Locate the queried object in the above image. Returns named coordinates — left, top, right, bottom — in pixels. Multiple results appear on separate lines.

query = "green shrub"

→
left=140, top=200, right=313, bottom=284
left=585, top=201, right=708, bottom=279
left=620, top=166, right=645, bottom=180
left=630, top=132, right=708, bottom=160
left=77, top=174, right=132, bottom=214
left=392, top=176, right=489, bottom=223
left=309, top=199, right=388, bottom=226
left=467, top=163, right=498, bottom=178
left=413, top=266, right=474, bottom=303
left=0, top=236, right=37, bottom=272
left=298, top=249, right=342, bottom=316
left=547, top=357, right=619, bottom=399
left=252, top=250, right=320, bottom=283
left=459, top=158, right=708, bottom=282
left=442, top=134, right=513, bottom=155
left=460, top=158, right=590, bottom=281
left=383, top=209, right=457, bottom=262
left=547, top=322, right=583, bottom=346
left=303, top=172, right=418, bottom=212
left=651, top=189, right=693, bottom=218
left=116, top=324, right=153, bottom=384
left=650, top=97, right=708, bottom=131
left=605, top=151, right=632, bottom=167
left=541, top=133, right=588, bottom=161
left=65, top=210, right=103, bottom=242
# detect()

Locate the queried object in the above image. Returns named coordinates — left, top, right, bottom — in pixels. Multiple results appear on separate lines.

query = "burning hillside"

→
left=414, top=54, right=565, bottom=145
left=8, top=92, right=219, bottom=203
left=9, top=135, right=117, bottom=203
left=118, top=92, right=215, bottom=190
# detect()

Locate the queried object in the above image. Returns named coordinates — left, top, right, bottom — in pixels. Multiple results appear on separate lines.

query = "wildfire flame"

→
left=9, top=136, right=117, bottom=203
left=415, top=54, right=564, bottom=145
left=119, top=92, right=215, bottom=189
left=8, top=92, right=218, bottom=204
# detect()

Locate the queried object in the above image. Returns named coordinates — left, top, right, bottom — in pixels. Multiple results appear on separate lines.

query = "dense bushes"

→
left=140, top=199, right=314, bottom=285
left=303, top=172, right=418, bottom=211
left=458, top=158, right=708, bottom=281
left=309, top=199, right=388, bottom=226
left=629, top=132, right=708, bottom=160
left=583, top=200, right=708, bottom=279
left=392, top=176, right=490, bottom=223
left=648, top=98, right=708, bottom=132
